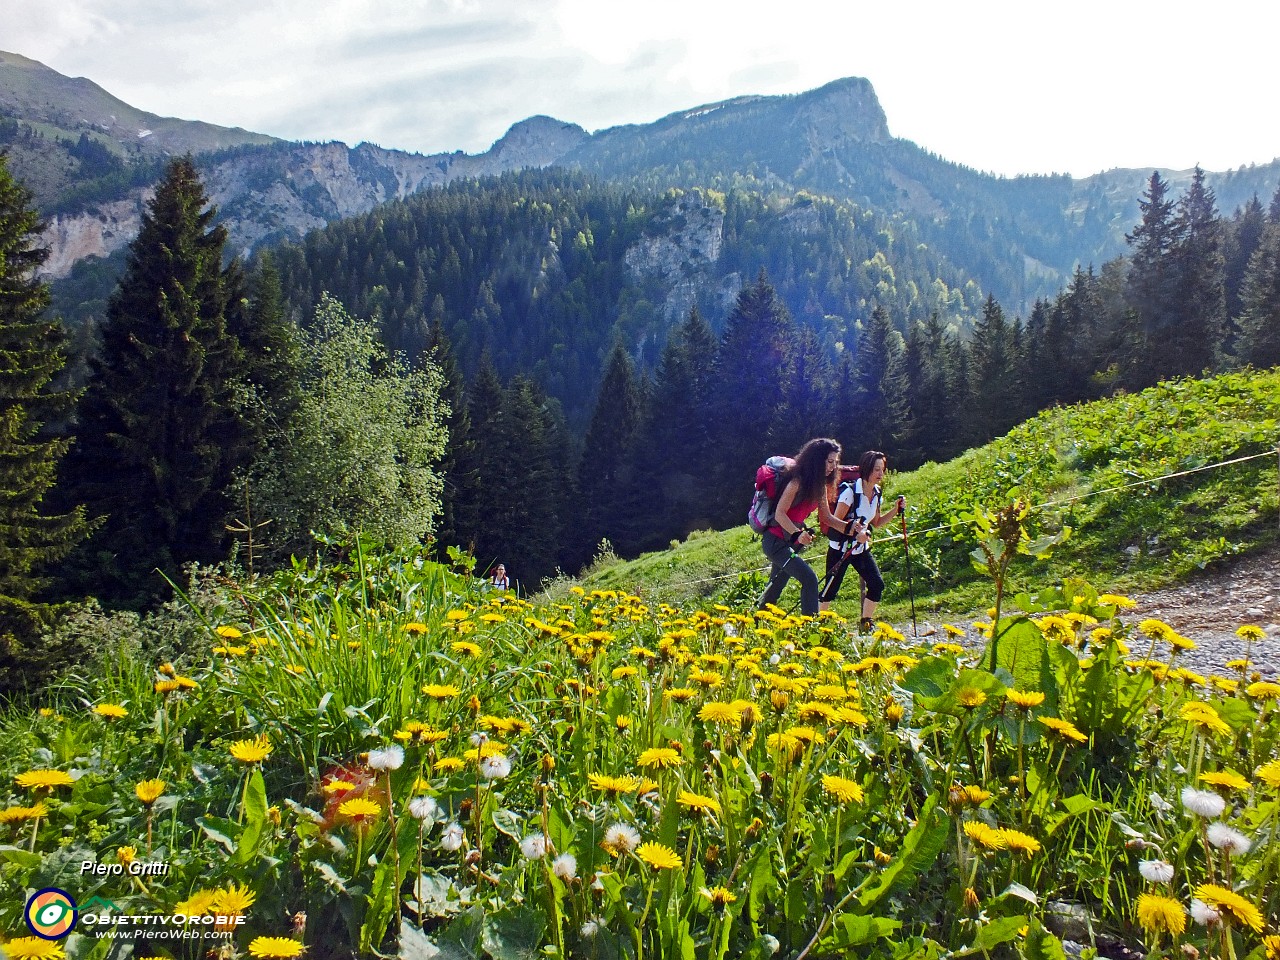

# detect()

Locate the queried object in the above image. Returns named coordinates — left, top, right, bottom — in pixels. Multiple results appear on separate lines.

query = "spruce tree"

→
left=631, top=306, right=717, bottom=550
left=710, top=271, right=797, bottom=523
left=849, top=304, right=906, bottom=455
left=900, top=314, right=953, bottom=467
left=576, top=343, right=642, bottom=559
left=0, top=155, right=89, bottom=692
left=966, top=294, right=1017, bottom=444
left=427, top=318, right=482, bottom=557
left=1237, top=188, right=1280, bottom=369
left=1171, top=167, right=1226, bottom=374
left=1124, top=171, right=1183, bottom=386
left=65, top=157, right=249, bottom=604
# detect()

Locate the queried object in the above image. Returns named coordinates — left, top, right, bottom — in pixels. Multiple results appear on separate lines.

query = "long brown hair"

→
left=786, top=438, right=842, bottom=507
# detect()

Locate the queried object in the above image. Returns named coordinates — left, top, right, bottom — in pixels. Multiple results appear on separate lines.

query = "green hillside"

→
left=570, top=367, right=1280, bottom=615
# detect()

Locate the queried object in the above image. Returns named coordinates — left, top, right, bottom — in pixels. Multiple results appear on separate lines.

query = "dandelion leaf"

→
left=480, top=904, right=547, bottom=960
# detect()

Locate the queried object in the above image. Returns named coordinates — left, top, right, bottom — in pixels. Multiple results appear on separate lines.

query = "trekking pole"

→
left=898, top=499, right=918, bottom=638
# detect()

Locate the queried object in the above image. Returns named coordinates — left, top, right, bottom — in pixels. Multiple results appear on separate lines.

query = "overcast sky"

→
left=8, top=0, right=1279, bottom=178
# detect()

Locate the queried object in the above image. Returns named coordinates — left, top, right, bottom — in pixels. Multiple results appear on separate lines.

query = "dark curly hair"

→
left=785, top=438, right=842, bottom=507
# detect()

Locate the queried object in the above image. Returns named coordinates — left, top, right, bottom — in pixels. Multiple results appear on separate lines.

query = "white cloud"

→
left=5, top=0, right=1279, bottom=176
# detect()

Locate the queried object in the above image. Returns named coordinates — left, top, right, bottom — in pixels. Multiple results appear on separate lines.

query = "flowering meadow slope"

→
left=2, top=539, right=1280, bottom=960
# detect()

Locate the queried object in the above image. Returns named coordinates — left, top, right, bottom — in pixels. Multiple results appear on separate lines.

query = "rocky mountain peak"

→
left=488, top=116, right=589, bottom=168
left=792, top=76, right=891, bottom=146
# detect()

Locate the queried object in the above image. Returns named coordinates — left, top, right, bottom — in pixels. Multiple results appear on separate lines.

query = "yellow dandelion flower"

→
left=93, top=703, right=129, bottom=719
left=212, top=882, right=256, bottom=915
left=1236, top=624, right=1265, bottom=642
left=1098, top=593, right=1136, bottom=609
left=117, top=845, right=136, bottom=865
left=135, top=779, right=166, bottom=805
left=1255, top=759, right=1280, bottom=789
left=636, top=841, right=682, bottom=869
left=248, top=937, right=306, bottom=959
left=821, top=774, right=864, bottom=804
left=700, top=886, right=737, bottom=906
left=677, top=790, right=721, bottom=815
left=697, top=701, right=742, bottom=724
left=15, top=769, right=75, bottom=790
left=1246, top=681, right=1280, bottom=700
left=173, top=889, right=219, bottom=916
left=1006, top=689, right=1045, bottom=710
left=797, top=701, right=838, bottom=722
left=611, top=665, right=639, bottom=680
left=451, top=640, right=482, bottom=657
left=434, top=757, right=465, bottom=773
left=960, top=785, right=991, bottom=805
left=963, top=821, right=1007, bottom=850
left=767, top=731, right=802, bottom=760
left=1262, top=935, right=1280, bottom=960
left=229, top=734, right=273, bottom=763
left=689, top=668, right=724, bottom=688
left=1179, top=702, right=1232, bottom=737
left=1134, top=892, right=1186, bottom=935
left=933, top=642, right=965, bottom=656
left=588, top=773, right=642, bottom=794
left=1138, top=619, right=1174, bottom=641
left=154, top=678, right=182, bottom=694
left=995, top=827, right=1041, bottom=856
left=956, top=687, right=987, bottom=709
left=422, top=683, right=461, bottom=699
left=885, top=701, right=905, bottom=724
left=3, top=937, right=65, bottom=960
left=1193, top=883, right=1264, bottom=931
left=0, top=802, right=48, bottom=823
left=402, top=622, right=428, bottom=634
left=637, top=747, right=682, bottom=769
left=216, top=625, right=244, bottom=639
left=1038, top=717, right=1087, bottom=743
left=1200, top=769, right=1251, bottom=792
left=338, top=797, right=382, bottom=823
left=479, top=613, right=505, bottom=624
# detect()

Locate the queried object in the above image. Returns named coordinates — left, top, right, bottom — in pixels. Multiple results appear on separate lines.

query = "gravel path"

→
left=900, top=544, right=1280, bottom=679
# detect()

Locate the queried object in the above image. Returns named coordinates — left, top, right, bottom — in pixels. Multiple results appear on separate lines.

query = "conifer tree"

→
left=710, top=271, right=797, bottom=523
left=0, top=155, right=89, bottom=692
left=633, top=306, right=717, bottom=549
left=64, top=157, right=250, bottom=604
left=577, top=343, right=642, bottom=559
left=1237, top=187, right=1280, bottom=369
left=427, top=318, right=482, bottom=557
left=1124, top=171, right=1183, bottom=386
left=1170, top=167, right=1226, bottom=373
left=966, top=294, right=1017, bottom=444
left=899, top=314, right=953, bottom=467
left=849, top=304, right=906, bottom=454
left=1223, top=195, right=1266, bottom=331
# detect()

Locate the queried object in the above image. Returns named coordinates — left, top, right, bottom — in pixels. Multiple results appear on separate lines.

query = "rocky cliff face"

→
left=624, top=191, right=726, bottom=322
left=37, top=117, right=590, bottom=279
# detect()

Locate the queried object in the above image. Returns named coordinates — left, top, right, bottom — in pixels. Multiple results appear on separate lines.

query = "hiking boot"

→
left=859, top=617, right=874, bottom=635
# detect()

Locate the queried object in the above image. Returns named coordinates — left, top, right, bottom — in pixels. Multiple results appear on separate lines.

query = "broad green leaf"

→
left=820, top=914, right=901, bottom=949
left=197, top=815, right=242, bottom=853
left=491, top=808, right=522, bottom=840
left=480, top=904, right=546, bottom=960
left=235, top=768, right=268, bottom=863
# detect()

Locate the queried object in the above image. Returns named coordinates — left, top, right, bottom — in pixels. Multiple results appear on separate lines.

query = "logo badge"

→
left=25, top=888, right=78, bottom=939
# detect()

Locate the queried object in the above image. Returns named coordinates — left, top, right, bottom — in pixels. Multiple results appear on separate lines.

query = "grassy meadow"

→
left=2, top=369, right=1280, bottom=960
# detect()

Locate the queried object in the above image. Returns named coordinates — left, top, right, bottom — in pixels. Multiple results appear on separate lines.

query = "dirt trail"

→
left=1122, top=542, right=1280, bottom=678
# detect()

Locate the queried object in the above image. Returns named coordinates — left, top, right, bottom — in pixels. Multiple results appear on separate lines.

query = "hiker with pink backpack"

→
left=749, top=438, right=865, bottom=616
left=818, top=450, right=905, bottom=632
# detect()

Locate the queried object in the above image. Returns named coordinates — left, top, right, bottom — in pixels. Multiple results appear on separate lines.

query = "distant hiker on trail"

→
left=757, top=438, right=863, bottom=617
left=818, top=450, right=904, bottom=633
left=489, top=563, right=510, bottom=591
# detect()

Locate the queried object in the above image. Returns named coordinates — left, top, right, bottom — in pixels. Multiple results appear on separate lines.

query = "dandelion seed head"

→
left=1139, top=859, right=1175, bottom=884
left=1181, top=786, right=1226, bottom=818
